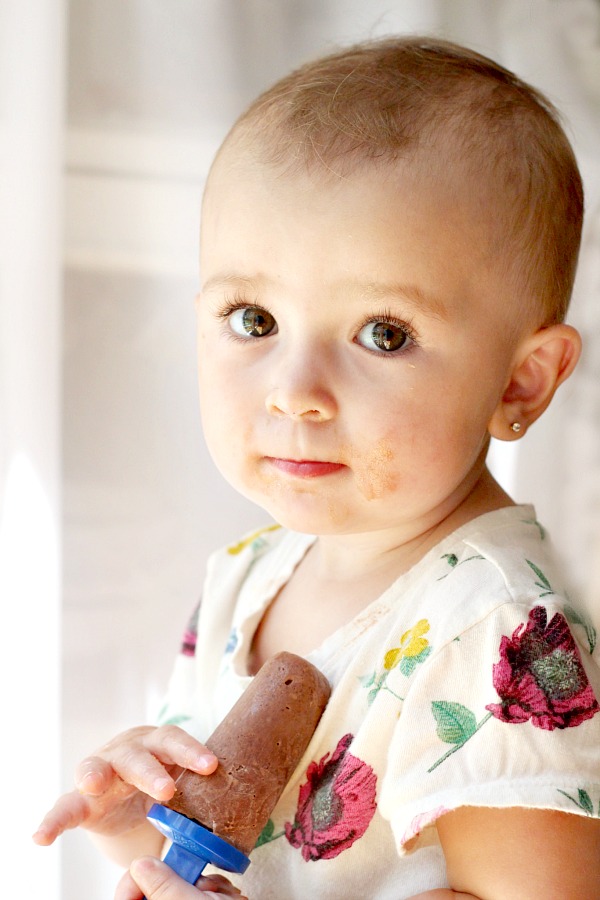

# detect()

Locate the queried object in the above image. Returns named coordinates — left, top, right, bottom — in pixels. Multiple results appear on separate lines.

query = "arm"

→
left=409, top=894, right=475, bottom=899
left=424, top=805, right=600, bottom=900
left=33, top=725, right=217, bottom=868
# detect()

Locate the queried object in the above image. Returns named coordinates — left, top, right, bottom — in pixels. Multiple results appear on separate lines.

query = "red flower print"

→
left=486, top=606, right=599, bottom=730
left=285, top=733, right=377, bottom=861
left=180, top=601, right=200, bottom=657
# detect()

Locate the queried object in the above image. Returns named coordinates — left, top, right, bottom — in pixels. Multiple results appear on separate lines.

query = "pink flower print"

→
left=486, top=606, right=599, bottom=730
left=401, top=805, right=450, bottom=849
left=428, top=605, right=600, bottom=773
left=285, top=733, right=377, bottom=861
left=180, top=602, right=200, bottom=657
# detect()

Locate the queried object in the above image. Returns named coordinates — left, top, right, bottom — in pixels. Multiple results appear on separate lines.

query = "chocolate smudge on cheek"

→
left=351, top=440, right=396, bottom=501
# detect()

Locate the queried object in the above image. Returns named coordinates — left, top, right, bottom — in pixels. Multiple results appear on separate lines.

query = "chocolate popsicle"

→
left=166, top=651, right=331, bottom=855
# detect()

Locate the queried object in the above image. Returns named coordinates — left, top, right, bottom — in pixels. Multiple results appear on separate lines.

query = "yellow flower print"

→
left=384, top=620, right=431, bottom=670
left=359, top=619, right=433, bottom=705
left=227, top=523, right=281, bottom=555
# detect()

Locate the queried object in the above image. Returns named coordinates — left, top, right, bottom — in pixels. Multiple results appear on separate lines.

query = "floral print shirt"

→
left=157, top=506, right=600, bottom=900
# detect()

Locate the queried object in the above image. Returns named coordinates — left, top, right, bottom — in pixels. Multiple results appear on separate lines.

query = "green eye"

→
left=230, top=306, right=277, bottom=338
left=357, top=320, right=412, bottom=353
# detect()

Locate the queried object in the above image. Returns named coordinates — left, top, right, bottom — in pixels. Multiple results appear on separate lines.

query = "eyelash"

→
left=214, top=297, right=419, bottom=352
left=355, top=308, right=419, bottom=352
left=216, top=294, right=262, bottom=317
left=215, top=295, right=275, bottom=342
left=215, top=295, right=257, bottom=320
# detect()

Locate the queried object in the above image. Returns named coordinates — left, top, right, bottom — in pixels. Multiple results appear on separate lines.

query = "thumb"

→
left=123, top=856, right=232, bottom=900
left=128, top=857, right=205, bottom=899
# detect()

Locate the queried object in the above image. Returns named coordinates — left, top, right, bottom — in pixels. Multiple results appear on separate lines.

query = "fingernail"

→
left=77, top=772, right=99, bottom=793
left=152, top=776, right=172, bottom=794
left=193, top=754, right=216, bottom=773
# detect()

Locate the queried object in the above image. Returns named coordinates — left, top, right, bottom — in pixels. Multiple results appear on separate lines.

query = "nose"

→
left=265, top=374, right=337, bottom=423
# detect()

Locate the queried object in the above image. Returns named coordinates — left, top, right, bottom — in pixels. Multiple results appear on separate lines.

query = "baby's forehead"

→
left=204, top=135, right=506, bottom=233
left=201, top=143, right=545, bottom=332
left=202, top=38, right=582, bottom=326
left=203, top=149, right=510, bottom=280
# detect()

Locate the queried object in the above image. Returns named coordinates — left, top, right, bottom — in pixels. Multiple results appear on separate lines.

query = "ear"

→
left=488, top=324, right=581, bottom=441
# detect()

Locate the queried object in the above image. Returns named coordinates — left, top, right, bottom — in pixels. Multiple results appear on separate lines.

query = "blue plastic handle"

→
left=162, top=840, right=209, bottom=885
left=142, top=805, right=250, bottom=898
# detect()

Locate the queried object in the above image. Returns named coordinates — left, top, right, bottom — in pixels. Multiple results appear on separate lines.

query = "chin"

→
left=230, top=473, right=363, bottom=535
left=257, top=496, right=359, bottom=536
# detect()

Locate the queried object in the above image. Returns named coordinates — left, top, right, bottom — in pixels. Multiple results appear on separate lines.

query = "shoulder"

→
left=460, top=504, right=567, bottom=593
left=436, top=504, right=560, bottom=588
left=420, top=505, right=579, bottom=640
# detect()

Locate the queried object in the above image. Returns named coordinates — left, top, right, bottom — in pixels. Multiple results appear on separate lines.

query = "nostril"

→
left=265, top=387, right=335, bottom=422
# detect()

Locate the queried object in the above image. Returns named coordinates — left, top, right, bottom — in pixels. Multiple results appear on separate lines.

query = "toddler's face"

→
left=196, top=153, right=523, bottom=539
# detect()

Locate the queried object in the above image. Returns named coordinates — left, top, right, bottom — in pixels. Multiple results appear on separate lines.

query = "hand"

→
left=32, top=725, right=218, bottom=846
left=116, top=857, right=247, bottom=900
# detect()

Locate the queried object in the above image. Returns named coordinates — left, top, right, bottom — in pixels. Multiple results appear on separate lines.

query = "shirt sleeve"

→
left=378, top=599, right=600, bottom=855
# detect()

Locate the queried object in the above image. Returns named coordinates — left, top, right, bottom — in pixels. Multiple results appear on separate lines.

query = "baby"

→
left=35, top=36, right=600, bottom=900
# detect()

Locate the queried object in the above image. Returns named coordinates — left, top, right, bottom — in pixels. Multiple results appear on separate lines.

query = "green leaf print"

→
left=526, top=559, right=555, bottom=597
left=399, top=645, right=432, bottom=677
left=523, top=518, right=546, bottom=540
left=432, top=701, right=477, bottom=744
left=256, top=818, right=275, bottom=846
left=437, top=553, right=484, bottom=580
left=255, top=817, right=285, bottom=847
left=564, top=604, right=597, bottom=655
left=428, top=704, right=492, bottom=773
left=557, top=788, right=598, bottom=817
left=360, top=671, right=405, bottom=705
left=359, top=620, right=432, bottom=704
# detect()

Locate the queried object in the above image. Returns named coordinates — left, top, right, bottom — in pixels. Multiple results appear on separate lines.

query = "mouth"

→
left=264, top=458, right=346, bottom=478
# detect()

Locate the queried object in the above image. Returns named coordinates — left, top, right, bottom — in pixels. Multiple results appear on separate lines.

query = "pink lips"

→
left=266, top=458, right=345, bottom=478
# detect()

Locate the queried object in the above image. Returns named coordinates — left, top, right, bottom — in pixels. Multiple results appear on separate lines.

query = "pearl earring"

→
left=510, top=422, right=522, bottom=434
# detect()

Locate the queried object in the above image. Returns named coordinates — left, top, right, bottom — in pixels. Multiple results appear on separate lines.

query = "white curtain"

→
left=0, top=1, right=65, bottom=897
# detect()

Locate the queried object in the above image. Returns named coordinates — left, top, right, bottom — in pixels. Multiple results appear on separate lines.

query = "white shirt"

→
left=158, top=506, right=600, bottom=899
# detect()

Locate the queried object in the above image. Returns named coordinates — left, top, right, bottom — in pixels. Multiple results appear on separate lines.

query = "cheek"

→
left=344, top=405, right=473, bottom=504
left=338, top=434, right=399, bottom=502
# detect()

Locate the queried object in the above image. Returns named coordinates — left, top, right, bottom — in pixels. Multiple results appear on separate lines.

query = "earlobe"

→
left=488, top=324, right=581, bottom=441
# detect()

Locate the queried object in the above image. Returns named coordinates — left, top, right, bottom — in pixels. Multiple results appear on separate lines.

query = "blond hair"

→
left=223, top=37, right=583, bottom=324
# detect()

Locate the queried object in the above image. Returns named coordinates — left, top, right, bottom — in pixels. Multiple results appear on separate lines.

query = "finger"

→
left=127, top=857, right=211, bottom=899
left=105, top=727, right=218, bottom=801
left=114, top=867, right=144, bottom=900
left=196, top=873, right=244, bottom=896
left=32, top=791, right=91, bottom=845
left=73, top=749, right=173, bottom=805
left=142, top=726, right=218, bottom=775
left=74, top=755, right=118, bottom=795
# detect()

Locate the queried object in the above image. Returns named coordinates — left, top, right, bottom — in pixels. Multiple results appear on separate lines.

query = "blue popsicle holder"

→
left=144, top=803, right=250, bottom=894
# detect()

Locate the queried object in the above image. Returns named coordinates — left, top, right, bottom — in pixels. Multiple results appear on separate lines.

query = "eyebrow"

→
left=202, top=273, right=448, bottom=321
left=202, top=273, right=264, bottom=293
left=360, top=280, right=449, bottom=321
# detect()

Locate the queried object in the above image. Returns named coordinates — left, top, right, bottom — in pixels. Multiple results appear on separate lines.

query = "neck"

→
left=310, top=467, right=513, bottom=584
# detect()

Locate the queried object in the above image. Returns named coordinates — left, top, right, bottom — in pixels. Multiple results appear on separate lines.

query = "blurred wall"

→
left=61, top=2, right=600, bottom=896
left=1, top=3, right=64, bottom=898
